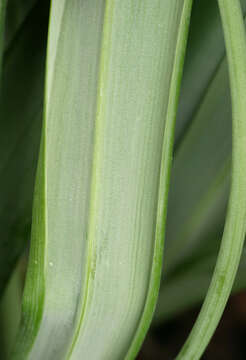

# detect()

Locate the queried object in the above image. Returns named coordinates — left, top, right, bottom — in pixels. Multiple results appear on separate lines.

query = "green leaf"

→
left=176, top=0, right=246, bottom=358
left=175, top=0, right=246, bottom=145
left=163, top=0, right=246, bottom=276
left=156, top=0, right=246, bottom=326
left=154, top=247, right=246, bottom=324
left=12, top=1, right=192, bottom=359
left=164, top=57, right=232, bottom=275
left=0, top=2, right=48, bottom=294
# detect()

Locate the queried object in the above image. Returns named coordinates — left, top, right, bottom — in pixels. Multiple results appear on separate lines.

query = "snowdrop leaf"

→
left=12, top=1, right=193, bottom=359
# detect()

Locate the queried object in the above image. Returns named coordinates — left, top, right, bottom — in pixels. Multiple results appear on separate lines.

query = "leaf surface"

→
left=12, top=1, right=192, bottom=359
left=176, top=0, right=246, bottom=357
left=163, top=0, right=246, bottom=276
left=0, top=2, right=48, bottom=294
left=155, top=247, right=246, bottom=323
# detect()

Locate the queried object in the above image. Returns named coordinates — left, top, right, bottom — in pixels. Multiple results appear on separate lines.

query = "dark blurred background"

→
left=138, top=291, right=246, bottom=359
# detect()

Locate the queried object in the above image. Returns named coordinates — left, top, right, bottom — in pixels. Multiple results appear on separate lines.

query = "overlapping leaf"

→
left=12, top=1, right=192, bottom=359
left=0, top=1, right=48, bottom=294
left=176, top=0, right=246, bottom=357
left=163, top=0, right=246, bottom=277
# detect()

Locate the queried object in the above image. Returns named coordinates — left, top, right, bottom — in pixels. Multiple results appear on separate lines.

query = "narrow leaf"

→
left=176, top=1, right=246, bottom=358
left=164, top=2, right=246, bottom=276
left=155, top=248, right=246, bottom=324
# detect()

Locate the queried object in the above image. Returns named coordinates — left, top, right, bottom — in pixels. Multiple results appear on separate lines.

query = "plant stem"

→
left=176, top=0, right=246, bottom=359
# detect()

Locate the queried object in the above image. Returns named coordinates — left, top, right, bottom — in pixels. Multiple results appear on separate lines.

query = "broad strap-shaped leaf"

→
left=176, top=0, right=246, bottom=358
left=12, top=1, right=192, bottom=359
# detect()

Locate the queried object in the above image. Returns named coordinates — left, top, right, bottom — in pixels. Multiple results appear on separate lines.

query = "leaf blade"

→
left=176, top=0, right=246, bottom=358
left=13, top=1, right=192, bottom=359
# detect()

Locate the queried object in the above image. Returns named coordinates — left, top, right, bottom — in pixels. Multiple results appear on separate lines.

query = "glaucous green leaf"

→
left=12, top=1, right=192, bottom=359
left=176, top=0, right=246, bottom=357
left=163, top=0, right=246, bottom=277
